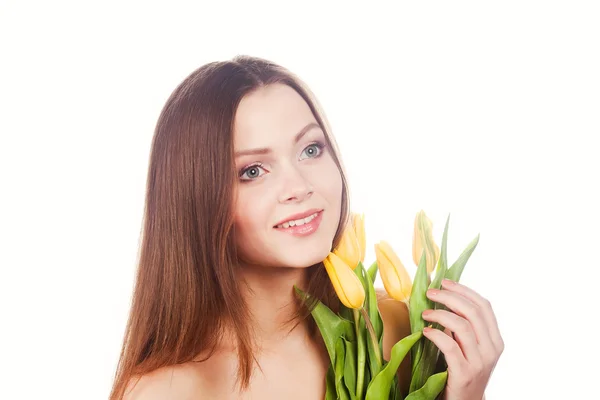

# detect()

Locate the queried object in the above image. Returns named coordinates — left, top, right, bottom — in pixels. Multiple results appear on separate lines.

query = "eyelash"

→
left=238, top=141, right=327, bottom=182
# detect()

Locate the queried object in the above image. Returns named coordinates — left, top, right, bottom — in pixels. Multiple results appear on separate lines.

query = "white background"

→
left=1, top=1, right=598, bottom=399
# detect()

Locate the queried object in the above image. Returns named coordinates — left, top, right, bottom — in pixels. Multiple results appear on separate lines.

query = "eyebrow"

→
left=234, top=122, right=322, bottom=158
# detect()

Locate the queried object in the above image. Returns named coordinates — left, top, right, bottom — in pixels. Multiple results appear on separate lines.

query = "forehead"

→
left=233, top=84, right=318, bottom=148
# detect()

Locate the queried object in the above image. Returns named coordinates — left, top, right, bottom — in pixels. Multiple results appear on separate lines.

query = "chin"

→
left=278, top=246, right=330, bottom=269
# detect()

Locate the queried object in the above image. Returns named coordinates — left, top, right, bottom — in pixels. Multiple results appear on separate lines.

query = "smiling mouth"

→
left=274, top=211, right=322, bottom=229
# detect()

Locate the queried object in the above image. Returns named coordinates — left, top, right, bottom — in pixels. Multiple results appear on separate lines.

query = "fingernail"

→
left=423, top=327, right=432, bottom=333
left=442, top=279, right=455, bottom=286
left=427, top=289, right=438, bottom=297
left=422, top=310, right=433, bottom=317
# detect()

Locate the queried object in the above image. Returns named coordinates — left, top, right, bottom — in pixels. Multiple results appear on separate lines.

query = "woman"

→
left=109, top=55, right=502, bottom=400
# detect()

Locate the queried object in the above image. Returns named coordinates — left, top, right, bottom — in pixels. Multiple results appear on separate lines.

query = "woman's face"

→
left=233, top=83, right=343, bottom=269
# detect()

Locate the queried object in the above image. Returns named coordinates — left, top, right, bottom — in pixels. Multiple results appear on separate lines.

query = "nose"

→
left=278, top=166, right=314, bottom=204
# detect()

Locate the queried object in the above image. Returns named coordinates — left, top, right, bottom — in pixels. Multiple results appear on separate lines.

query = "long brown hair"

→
left=109, top=55, right=352, bottom=399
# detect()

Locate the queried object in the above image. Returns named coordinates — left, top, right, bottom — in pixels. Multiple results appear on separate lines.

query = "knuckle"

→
left=481, top=297, right=491, bottom=308
left=498, top=339, right=505, bottom=354
left=474, top=303, right=486, bottom=317
left=485, top=356, right=498, bottom=370
left=483, top=353, right=496, bottom=366
left=467, top=304, right=481, bottom=319
left=458, top=318, right=471, bottom=332
left=450, top=343, right=463, bottom=357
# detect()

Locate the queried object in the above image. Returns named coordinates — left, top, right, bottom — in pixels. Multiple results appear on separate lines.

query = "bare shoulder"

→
left=122, top=363, right=205, bottom=400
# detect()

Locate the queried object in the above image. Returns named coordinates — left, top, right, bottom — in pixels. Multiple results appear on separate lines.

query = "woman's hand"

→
left=421, top=279, right=504, bottom=400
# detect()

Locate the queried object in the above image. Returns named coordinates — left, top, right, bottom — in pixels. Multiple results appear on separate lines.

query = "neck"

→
left=234, top=263, right=313, bottom=347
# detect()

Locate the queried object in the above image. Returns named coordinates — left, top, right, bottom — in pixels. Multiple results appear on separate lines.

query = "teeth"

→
left=276, top=212, right=319, bottom=229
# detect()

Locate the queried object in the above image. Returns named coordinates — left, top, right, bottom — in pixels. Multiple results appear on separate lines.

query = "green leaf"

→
left=409, top=252, right=429, bottom=335
left=354, top=309, right=366, bottom=398
left=405, top=370, right=448, bottom=400
left=335, top=338, right=351, bottom=400
left=365, top=331, right=423, bottom=400
left=416, top=214, right=450, bottom=389
left=390, top=375, right=403, bottom=400
left=367, top=260, right=379, bottom=285
left=339, top=302, right=355, bottom=323
left=361, top=262, right=383, bottom=343
left=325, top=364, right=336, bottom=400
left=445, top=233, right=480, bottom=283
left=294, top=286, right=355, bottom=367
left=428, top=214, right=450, bottom=292
left=354, top=262, right=384, bottom=380
left=343, top=338, right=358, bottom=400
left=409, top=252, right=429, bottom=392
left=416, top=231, right=480, bottom=394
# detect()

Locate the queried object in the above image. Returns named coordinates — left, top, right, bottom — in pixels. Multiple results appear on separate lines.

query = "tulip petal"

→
left=412, top=210, right=440, bottom=275
left=334, top=222, right=361, bottom=270
left=324, top=253, right=365, bottom=309
left=352, top=212, right=366, bottom=263
left=375, top=241, right=412, bottom=302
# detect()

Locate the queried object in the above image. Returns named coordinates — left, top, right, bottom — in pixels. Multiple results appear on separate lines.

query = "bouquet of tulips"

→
left=295, top=211, right=480, bottom=400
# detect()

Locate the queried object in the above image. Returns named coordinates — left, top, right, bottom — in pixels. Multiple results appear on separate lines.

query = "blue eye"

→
left=239, top=162, right=266, bottom=181
left=300, top=142, right=326, bottom=160
left=238, top=142, right=327, bottom=183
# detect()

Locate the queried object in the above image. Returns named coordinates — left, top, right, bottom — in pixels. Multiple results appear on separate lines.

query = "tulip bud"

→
left=374, top=241, right=412, bottom=302
left=333, top=216, right=362, bottom=269
left=412, top=210, right=440, bottom=275
left=323, top=252, right=366, bottom=309
left=351, top=212, right=366, bottom=263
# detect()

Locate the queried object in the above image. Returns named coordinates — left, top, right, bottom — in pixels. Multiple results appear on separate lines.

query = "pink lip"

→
left=274, top=208, right=323, bottom=227
left=274, top=210, right=324, bottom=237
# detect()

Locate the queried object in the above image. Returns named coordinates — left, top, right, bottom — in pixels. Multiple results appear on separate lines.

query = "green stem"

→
left=353, top=309, right=365, bottom=398
left=360, top=307, right=382, bottom=369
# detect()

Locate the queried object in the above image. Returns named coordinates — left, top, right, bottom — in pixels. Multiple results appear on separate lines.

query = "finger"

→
left=426, top=287, right=496, bottom=353
left=422, top=309, right=482, bottom=364
left=422, top=326, right=468, bottom=374
left=441, top=279, right=504, bottom=351
left=443, top=326, right=453, bottom=338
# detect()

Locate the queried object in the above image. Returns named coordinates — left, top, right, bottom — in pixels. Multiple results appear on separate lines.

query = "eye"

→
left=300, top=142, right=326, bottom=160
left=239, top=162, right=267, bottom=182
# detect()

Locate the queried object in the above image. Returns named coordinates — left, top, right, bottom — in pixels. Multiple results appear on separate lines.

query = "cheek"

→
left=233, top=188, right=272, bottom=244
left=316, top=160, right=343, bottom=203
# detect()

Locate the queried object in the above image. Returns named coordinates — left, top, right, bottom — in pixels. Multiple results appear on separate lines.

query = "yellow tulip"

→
left=374, top=240, right=413, bottom=302
left=333, top=213, right=364, bottom=269
left=412, top=210, right=440, bottom=275
left=323, top=252, right=366, bottom=309
left=351, top=212, right=366, bottom=263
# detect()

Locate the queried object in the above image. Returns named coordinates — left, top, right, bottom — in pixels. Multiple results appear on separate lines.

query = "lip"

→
left=274, top=210, right=324, bottom=237
left=274, top=208, right=323, bottom=227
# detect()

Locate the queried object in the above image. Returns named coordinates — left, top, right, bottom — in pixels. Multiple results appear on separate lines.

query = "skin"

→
left=422, top=279, right=503, bottom=400
left=124, top=84, right=502, bottom=399
left=123, top=292, right=412, bottom=400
